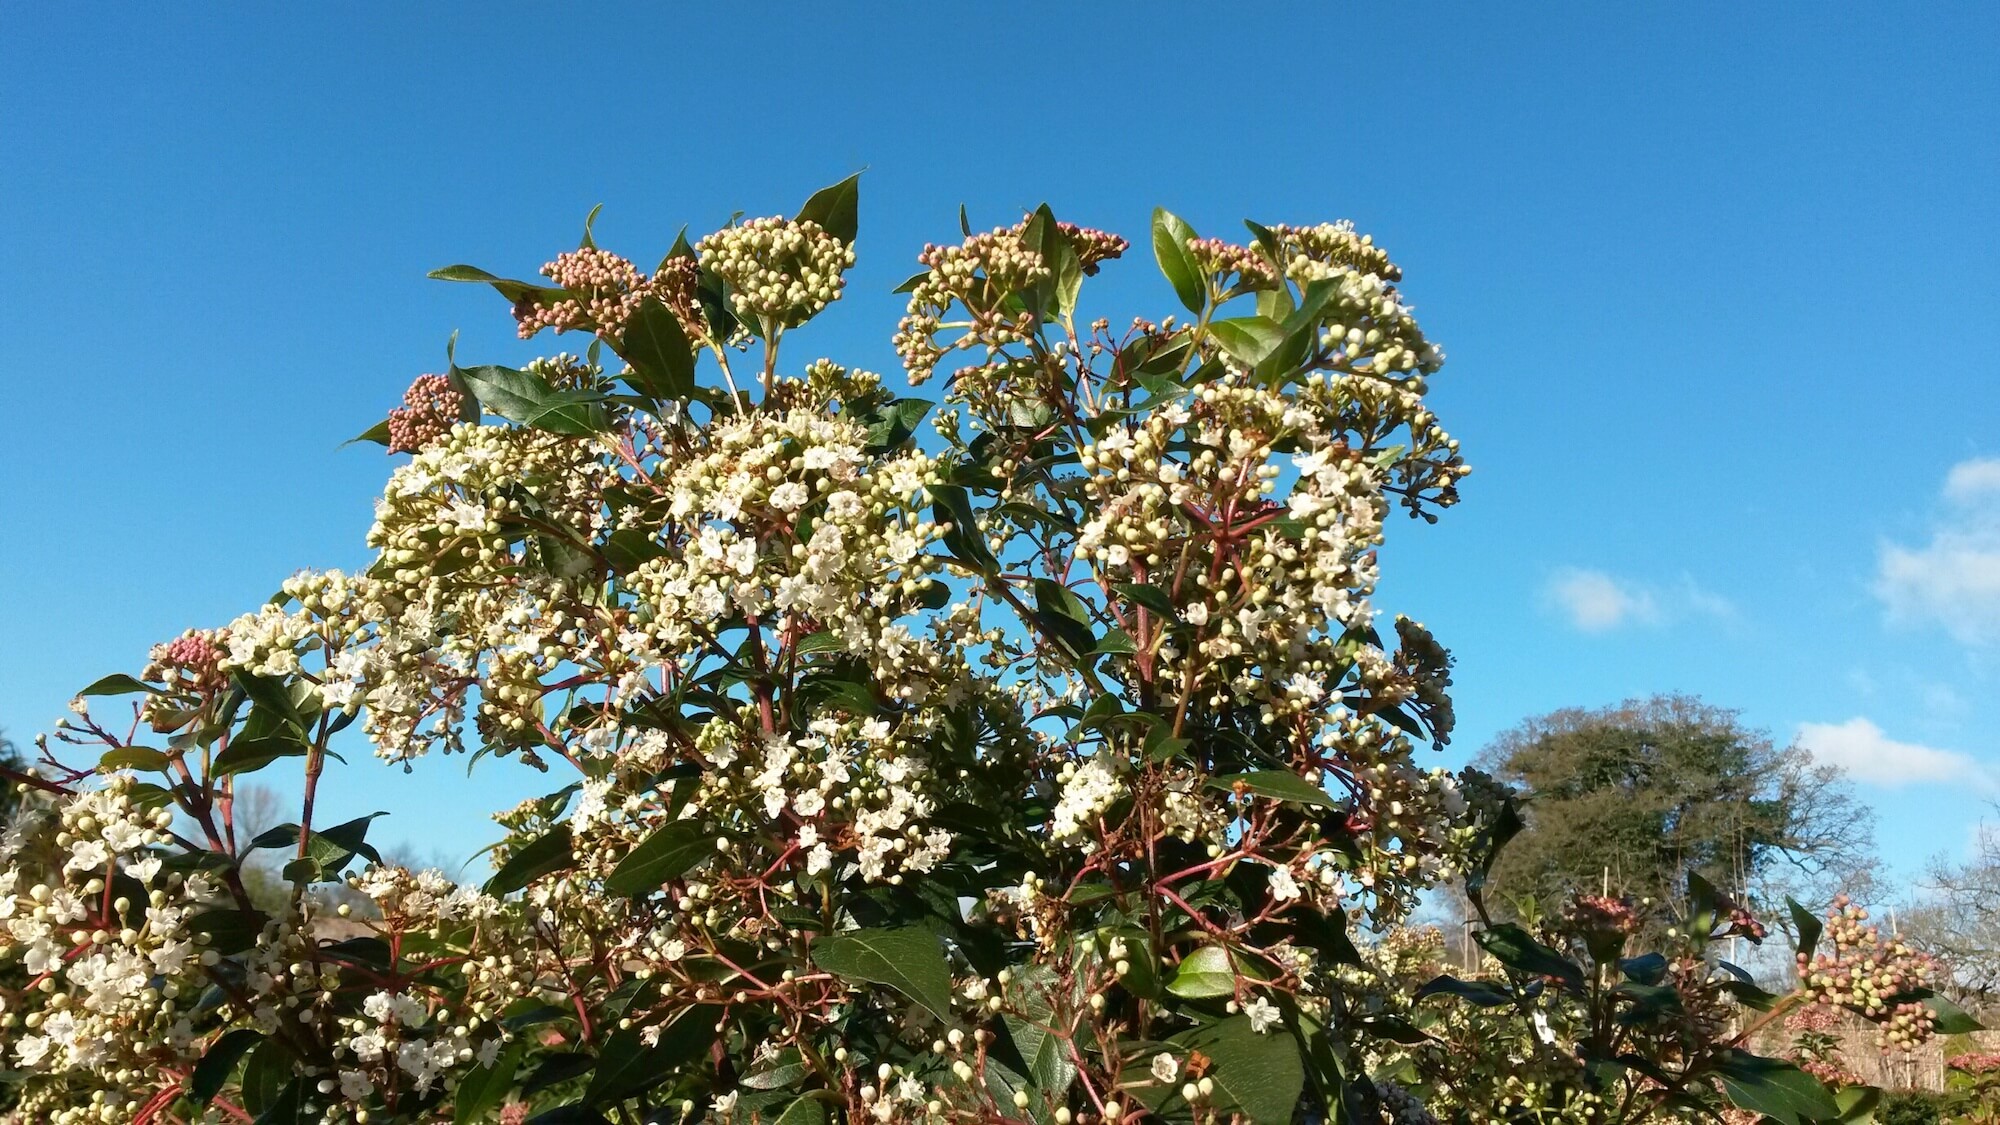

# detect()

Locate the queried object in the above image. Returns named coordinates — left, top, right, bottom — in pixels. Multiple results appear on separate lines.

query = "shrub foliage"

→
left=0, top=179, right=1971, bottom=1124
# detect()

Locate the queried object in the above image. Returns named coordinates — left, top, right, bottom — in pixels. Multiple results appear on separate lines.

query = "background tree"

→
left=1900, top=821, right=2000, bottom=1016
left=1477, top=694, right=1874, bottom=938
left=0, top=729, right=21, bottom=827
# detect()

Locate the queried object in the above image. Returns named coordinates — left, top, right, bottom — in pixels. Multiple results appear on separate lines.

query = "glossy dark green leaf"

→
left=484, top=824, right=575, bottom=896
left=1209, top=315, right=1285, bottom=368
left=1619, top=952, right=1668, bottom=985
left=1208, top=770, right=1337, bottom=809
left=931, top=485, right=998, bottom=574
left=1788, top=897, right=1823, bottom=962
left=1475, top=923, right=1585, bottom=992
left=615, top=296, right=696, bottom=404
left=604, top=819, right=713, bottom=897
left=188, top=908, right=271, bottom=955
left=427, top=264, right=567, bottom=308
left=584, top=1006, right=718, bottom=1106
left=1924, top=992, right=1985, bottom=1034
left=190, top=1028, right=262, bottom=1106
left=1413, top=974, right=1512, bottom=1007
left=796, top=173, right=861, bottom=244
left=78, top=673, right=160, bottom=697
left=1151, top=208, right=1205, bottom=314
left=456, top=364, right=612, bottom=436
left=453, top=1037, right=528, bottom=1124
left=1166, top=944, right=1242, bottom=999
left=345, top=418, right=392, bottom=448
left=812, top=926, right=954, bottom=1021
left=212, top=732, right=309, bottom=778
left=772, top=1096, right=827, bottom=1125
left=239, top=1039, right=291, bottom=1117
left=233, top=672, right=309, bottom=734
left=98, top=746, right=171, bottom=772
left=526, top=1107, right=612, bottom=1125
left=741, top=1047, right=810, bottom=1091
left=1111, top=582, right=1177, bottom=618
left=999, top=965, right=1077, bottom=1097
left=1712, top=1050, right=1838, bottom=1125
left=1175, top=1015, right=1304, bottom=1125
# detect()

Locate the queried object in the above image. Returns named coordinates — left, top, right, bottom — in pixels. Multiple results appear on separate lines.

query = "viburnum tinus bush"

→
left=0, top=177, right=1941, bottom=1125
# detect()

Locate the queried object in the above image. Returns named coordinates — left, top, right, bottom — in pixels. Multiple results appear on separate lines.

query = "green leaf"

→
left=1832, top=1085, right=1881, bottom=1124
left=812, top=926, right=955, bottom=1021
left=191, top=1028, right=262, bottom=1106
left=1413, top=974, right=1513, bottom=1007
left=796, top=173, right=861, bottom=244
left=212, top=732, right=309, bottom=778
left=1152, top=208, right=1205, bottom=314
left=251, top=812, right=386, bottom=877
left=1209, top=315, right=1285, bottom=368
left=239, top=1039, right=292, bottom=1117
left=1619, top=952, right=1668, bottom=985
left=345, top=419, right=392, bottom=448
left=1923, top=992, right=1985, bottom=1034
left=252, top=1080, right=309, bottom=1125
left=600, top=527, right=667, bottom=571
left=604, top=819, right=713, bottom=897
left=98, top=746, right=171, bottom=772
left=526, top=1107, right=612, bottom=1125
left=1789, top=897, right=1823, bottom=962
left=1112, top=582, right=1178, bottom=618
left=427, top=264, right=567, bottom=308
left=78, top=673, right=160, bottom=697
left=1032, top=578, right=1099, bottom=661
left=1000, top=965, right=1077, bottom=1097
left=1166, top=944, right=1253, bottom=999
left=584, top=1006, right=717, bottom=1106
left=1027, top=203, right=1083, bottom=319
left=741, top=1047, right=811, bottom=1091
left=456, top=364, right=612, bottom=436
left=232, top=672, right=309, bottom=734
left=188, top=908, right=271, bottom=955
left=772, top=1097, right=827, bottom=1125
left=614, top=296, right=696, bottom=404
left=931, top=485, right=998, bottom=574
left=1712, top=1051, right=1838, bottom=1125
left=1475, top=923, right=1586, bottom=992
left=1208, top=770, right=1337, bottom=810
left=454, top=1037, right=527, bottom=1124
left=1175, top=1016, right=1304, bottom=1125
left=484, top=824, right=575, bottom=896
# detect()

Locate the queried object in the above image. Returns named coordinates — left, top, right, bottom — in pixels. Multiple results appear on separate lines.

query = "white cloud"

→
left=1544, top=568, right=1658, bottom=632
left=1876, top=457, right=2000, bottom=644
left=1944, top=457, right=2000, bottom=505
left=1796, top=717, right=1986, bottom=788
left=1541, top=568, right=1734, bottom=633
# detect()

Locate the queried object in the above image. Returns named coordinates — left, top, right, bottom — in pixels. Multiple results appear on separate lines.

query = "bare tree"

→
left=1901, top=819, right=2000, bottom=1016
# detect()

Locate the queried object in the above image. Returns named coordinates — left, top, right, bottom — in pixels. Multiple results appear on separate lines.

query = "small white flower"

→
left=769, top=481, right=809, bottom=511
left=1244, top=995, right=1281, bottom=1034
left=1150, top=1052, right=1180, bottom=1084
left=1268, top=866, right=1300, bottom=902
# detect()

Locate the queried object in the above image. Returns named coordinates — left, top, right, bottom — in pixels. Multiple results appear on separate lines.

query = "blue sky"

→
left=3, top=3, right=1996, bottom=882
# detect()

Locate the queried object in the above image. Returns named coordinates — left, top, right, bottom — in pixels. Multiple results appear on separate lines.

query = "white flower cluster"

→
left=696, top=216, right=855, bottom=329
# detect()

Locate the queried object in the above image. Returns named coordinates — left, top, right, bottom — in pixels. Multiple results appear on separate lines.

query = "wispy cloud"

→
left=1796, top=717, right=1987, bottom=789
left=1877, top=457, right=2000, bottom=645
left=1542, top=568, right=1734, bottom=634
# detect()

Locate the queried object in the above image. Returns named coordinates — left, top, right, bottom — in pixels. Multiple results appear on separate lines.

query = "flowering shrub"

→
left=1375, top=872, right=1983, bottom=1124
left=0, top=177, right=1953, bottom=1125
